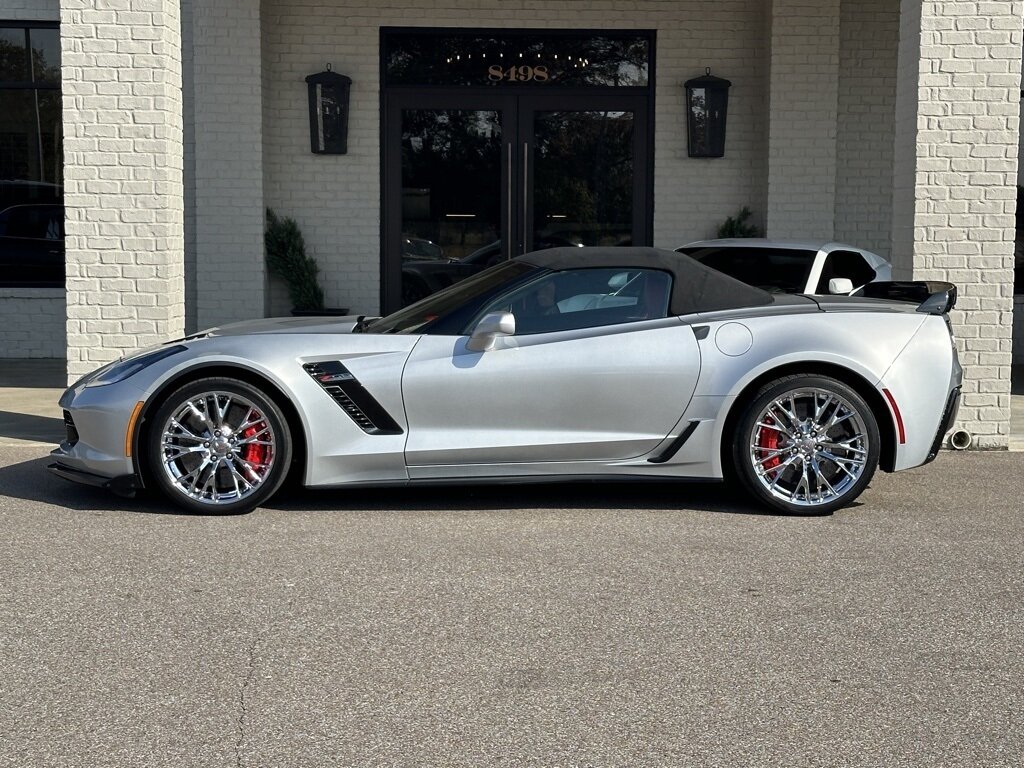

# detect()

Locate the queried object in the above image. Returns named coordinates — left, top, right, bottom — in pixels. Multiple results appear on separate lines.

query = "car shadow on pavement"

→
left=0, top=453, right=842, bottom=518
left=0, top=453, right=185, bottom=514
left=265, top=479, right=807, bottom=517
left=0, top=410, right=65, bottom=444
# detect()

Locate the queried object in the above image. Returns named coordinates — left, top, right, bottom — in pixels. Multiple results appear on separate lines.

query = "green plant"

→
left=265, top=208, right=325, bottom=311
left=717, top=206, right=760, bottom=239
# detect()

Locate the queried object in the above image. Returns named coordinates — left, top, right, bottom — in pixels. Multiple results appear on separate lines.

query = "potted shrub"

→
left=717, top=206, right=760, bottom=238
left=265, top=208, right=349, bottom=316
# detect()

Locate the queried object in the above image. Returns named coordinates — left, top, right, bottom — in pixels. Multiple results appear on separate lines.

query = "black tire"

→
left=144, top=377, right=293, bottom=515
left=731, top=374, right=880, bottom=515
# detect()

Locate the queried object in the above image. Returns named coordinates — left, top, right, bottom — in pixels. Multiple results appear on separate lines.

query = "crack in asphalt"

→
left=235, top=636, right=260, bottom=768
left=235, top=594, right=295, bottom=767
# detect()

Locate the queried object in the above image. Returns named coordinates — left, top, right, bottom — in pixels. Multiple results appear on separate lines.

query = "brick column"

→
left=766, top=0, right=841, bottom=239
left=60, top=0, right=185, bottom=384
left=892, top=0, right=1023, bottom=449
left=190, top=0, right=265, bottom=330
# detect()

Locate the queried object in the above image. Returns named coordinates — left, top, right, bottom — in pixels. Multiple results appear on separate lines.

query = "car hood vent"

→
left=303, top=362, right=403, bottom=435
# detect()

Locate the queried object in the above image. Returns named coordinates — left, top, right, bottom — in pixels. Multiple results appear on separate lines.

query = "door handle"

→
left=522, top=141, right=529, bottom=253
left=507, top=141, right=513, bottom=259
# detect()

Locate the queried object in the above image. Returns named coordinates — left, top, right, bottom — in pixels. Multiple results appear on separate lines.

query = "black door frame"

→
left=380, top=29, right=656, bottom=314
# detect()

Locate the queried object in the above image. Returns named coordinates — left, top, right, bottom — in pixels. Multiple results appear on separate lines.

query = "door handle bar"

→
left=522, top=141, right=529, bottom=254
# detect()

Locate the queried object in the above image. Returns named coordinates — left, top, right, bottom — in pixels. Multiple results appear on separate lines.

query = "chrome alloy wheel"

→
left=158, top=391, right=276, bottom=506
left=748, top=388, right=869, bottom=508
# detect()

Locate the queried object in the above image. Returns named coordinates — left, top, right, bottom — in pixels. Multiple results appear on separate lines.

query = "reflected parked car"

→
left=401, top=236, right=578, bottom=306
left=0, top=203, right=64, bottom=286
left=677, top=239, right=891, bottom=296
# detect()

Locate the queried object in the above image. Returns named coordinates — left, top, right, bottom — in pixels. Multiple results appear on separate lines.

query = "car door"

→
left=401, top=268, right=701, bottom=468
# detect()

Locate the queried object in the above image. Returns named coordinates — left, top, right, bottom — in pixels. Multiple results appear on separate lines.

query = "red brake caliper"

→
left=758, top=416, right=781, bottom=471
left=241, top=421, right=270, bottom=475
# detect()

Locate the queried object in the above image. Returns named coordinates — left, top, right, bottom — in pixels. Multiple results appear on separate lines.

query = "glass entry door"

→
left=382, top=92, right=650, bottom=312
left=521, top=94, right=648, bottom=257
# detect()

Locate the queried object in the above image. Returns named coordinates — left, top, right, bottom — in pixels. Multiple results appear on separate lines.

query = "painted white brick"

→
left=60, top=0, right=185, bottom=384
left=1, top=0, right=59, bottom=21
left=766, top=0, right=840, bottom=240
left=834, top=0, right=899, bottom=259
left=0, top=289, right=66, bottom=358
left=189, top=0, right=265, bottom=329
left=893, top=0, right=1023, bottom=448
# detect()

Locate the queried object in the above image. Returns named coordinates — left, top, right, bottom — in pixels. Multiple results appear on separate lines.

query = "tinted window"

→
left=679, top=246, right=815, bottom=294
left=366, top=260, right=539, bottom=334
left=816, top=250, right=876, bottom=293
left=473, top=268, right=672, bottom=335
left=1, top=22, right=63, bottom=287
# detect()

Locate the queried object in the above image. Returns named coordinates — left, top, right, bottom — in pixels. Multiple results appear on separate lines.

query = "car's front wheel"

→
left=145, top=377, right=292, bottom=514
left=732, top=375, right=880, bottom=515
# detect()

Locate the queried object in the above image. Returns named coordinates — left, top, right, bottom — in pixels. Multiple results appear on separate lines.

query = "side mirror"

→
left=467, top=311, right=515, bottom=352
left=828, top=278, right=854, bottom=295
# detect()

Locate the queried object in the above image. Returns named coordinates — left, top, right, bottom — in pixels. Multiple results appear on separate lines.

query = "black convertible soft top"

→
left=515, top=246, right=774, bottom=316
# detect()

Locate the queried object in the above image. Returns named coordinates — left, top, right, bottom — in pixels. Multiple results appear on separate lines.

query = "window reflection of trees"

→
left=534, top=111, right=634, bottom=248
left=401, top=110, right=503, bottom=260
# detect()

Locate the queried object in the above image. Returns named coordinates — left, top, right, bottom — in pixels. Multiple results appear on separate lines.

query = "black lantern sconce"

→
left=306, top=64, right=351, bottom=155
left=684, top=68, right=731, bottom=158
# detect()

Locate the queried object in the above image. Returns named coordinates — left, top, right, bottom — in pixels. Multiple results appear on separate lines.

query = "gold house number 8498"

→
left=488, top=64, right=550, bottom=82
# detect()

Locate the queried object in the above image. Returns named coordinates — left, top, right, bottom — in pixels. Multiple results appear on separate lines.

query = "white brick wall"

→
left=60, top=0, right=185, bottom=383
left=834, top=0, right=898, bottom=259
left=766, top=0, right=840, bottom=240
left=0, top=289, right=66, bottom=358
left=261, top=0, right=771, bottom=316
left=892, top=0, right=1023, bottom=448
left=190, top=0, right=265, bottom=329
left=1, top=0, right=59, bottom=20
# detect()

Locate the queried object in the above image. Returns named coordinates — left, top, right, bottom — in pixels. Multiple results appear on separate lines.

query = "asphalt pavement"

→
left=1, top=444, right=1022, bottom=767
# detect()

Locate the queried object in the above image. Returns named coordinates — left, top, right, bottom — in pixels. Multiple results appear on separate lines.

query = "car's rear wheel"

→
left=731, top=375, right=880, bottom=515
left=145, top=377, right=292, bottom=514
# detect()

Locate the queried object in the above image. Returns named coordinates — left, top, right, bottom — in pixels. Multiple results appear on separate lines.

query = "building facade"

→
left=1, top=0, right=1022, bottom=447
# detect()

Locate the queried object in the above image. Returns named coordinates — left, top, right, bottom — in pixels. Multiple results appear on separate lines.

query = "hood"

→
left=205, top=315, right=364, bottom=337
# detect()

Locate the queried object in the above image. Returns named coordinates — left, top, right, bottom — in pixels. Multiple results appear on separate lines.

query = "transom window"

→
left=384, top=30, right=652, bottom=88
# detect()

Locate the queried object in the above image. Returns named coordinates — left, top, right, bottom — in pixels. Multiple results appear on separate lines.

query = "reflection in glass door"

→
left=529, top=109, right=635, bottom=251
left=399, top=108, right=506, bottom=305
left=384, top=94, right=650, bottom=312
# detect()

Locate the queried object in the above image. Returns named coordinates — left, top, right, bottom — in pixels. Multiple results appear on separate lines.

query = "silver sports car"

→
left=50, top=247, right=962, bottom=516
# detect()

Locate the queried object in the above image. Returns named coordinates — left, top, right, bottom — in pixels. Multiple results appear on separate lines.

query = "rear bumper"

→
left=923, top=385, right=961, bottom=465
left=48, top=461, right=141, bottom=497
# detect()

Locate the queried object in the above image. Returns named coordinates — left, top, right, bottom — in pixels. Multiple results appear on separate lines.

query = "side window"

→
left=473, top=268, right=672, bottom=335
left=816, top=250, right=877, bottom=293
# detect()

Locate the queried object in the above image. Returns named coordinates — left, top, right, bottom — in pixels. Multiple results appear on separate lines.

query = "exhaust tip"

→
left=949, top=429, right=973, bottom=451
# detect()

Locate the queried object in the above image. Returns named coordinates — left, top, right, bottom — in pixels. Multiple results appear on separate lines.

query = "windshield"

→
left=679, top=246, right=816, bottom=294
left=365, top=261, right=539, bottom=334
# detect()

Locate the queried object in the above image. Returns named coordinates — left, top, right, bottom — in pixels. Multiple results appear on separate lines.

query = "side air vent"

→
left=63, top=410, right=79, bottom=447
left=303, top=361, right=403, bottom=435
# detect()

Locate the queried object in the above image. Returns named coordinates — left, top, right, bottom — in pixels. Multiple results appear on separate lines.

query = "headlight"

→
left=85, top=345, right=187, bottom=388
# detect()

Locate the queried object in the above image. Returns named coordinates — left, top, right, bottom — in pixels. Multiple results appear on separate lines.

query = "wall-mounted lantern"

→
left=685, top=68, right=731, bottom=158
left=306, top=64, right=351, bottom=155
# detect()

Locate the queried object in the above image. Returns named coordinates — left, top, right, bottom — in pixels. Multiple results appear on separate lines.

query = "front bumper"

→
left=48, top=461, right=141, bottom=498
left=50, top=375, right=147, bottom=490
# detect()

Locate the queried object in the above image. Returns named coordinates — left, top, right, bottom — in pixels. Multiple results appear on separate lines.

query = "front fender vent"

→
left=303, top=362, right=403, bottom=435
left=63, top=410, right=79, bottom=447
